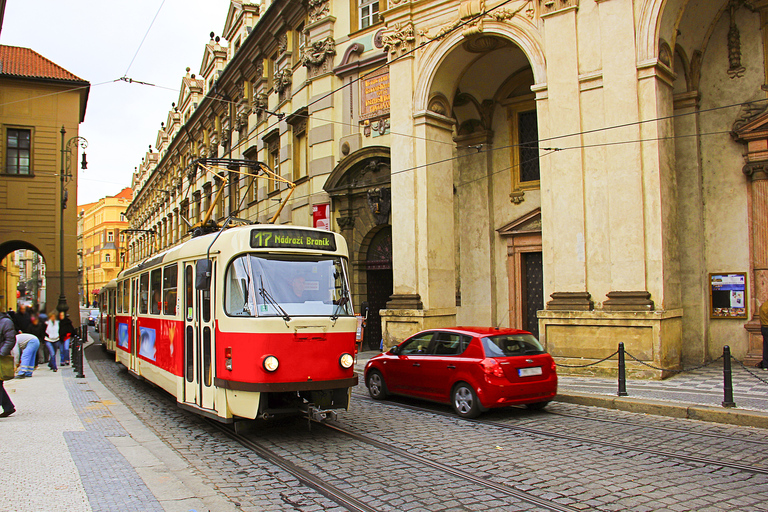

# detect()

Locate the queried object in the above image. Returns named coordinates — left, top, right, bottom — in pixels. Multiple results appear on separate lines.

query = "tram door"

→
left=130, top=278, right=139, bottom=372
left=183, top=261, right=216, bottom=411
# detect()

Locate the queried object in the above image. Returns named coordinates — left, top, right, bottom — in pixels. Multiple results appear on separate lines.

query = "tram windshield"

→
left=225, top=253, right=353, bottom=318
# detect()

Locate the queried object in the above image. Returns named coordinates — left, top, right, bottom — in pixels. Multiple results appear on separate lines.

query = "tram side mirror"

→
left=196, top=259, right=212, bottom=291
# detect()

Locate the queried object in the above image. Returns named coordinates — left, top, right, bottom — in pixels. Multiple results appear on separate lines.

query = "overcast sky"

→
left=1, top=0, right=231, bottom=205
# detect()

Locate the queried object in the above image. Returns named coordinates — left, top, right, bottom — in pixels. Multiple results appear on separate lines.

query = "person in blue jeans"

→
left=14, top=333, right=39, bottom=378
left=0, top=311, right=17, bottom=417
left=58, top=311, right=75, bottom=367
left=45, top=311, right=62, bottom=372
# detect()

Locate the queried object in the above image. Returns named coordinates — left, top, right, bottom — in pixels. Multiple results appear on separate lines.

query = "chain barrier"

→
left=623, top=351, right=724, bottom=374
left=730, top=357, right=768, bottom=386
left=556, top=350, right=618, bottom=368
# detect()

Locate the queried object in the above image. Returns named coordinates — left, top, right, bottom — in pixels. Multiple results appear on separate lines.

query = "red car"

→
left=364, top=327, right=557, bottom=418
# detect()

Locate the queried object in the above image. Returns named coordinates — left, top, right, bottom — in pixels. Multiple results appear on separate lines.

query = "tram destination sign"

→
left=250, top=228, right=337, bottom=251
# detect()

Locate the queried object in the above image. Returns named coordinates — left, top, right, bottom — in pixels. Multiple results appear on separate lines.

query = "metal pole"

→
left=617, top=342, right=628, bottom=397
left=75, top=334, right=85, bottom=378
left=722, top=345, right=735, bottom=408
left=57, top=126, right=68, bottom=314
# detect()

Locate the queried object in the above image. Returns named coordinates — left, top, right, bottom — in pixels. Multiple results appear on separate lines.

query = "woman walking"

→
left=0, top=311, right=16, bottom=417
left=45, top=311, right=62, bottom=372
left=58, top=311, right=75, bottom=367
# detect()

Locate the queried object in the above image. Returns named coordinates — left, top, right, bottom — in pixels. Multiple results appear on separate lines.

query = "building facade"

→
left=0, top=45, right=89, bottom=320
left=0, top=251, right=19, bottom=311
left=78, top=187, right=132, bottom=306
left=125, top=0, right=768, bottom=374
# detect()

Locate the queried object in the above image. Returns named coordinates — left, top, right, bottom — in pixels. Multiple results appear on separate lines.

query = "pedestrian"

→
left=759, top=299, right=768, bottom=370
left=13, top=333, right=39, bottom=378
left=35, top=312, right=49, bottom=366
left=45, top=311, right=62, bottom=372
left=0, top=310, right=17, bottom=417
left=15, top=304, right=31, bottom=333
left=25, top=313, right=46, bottom=367
left=58, top=311, right=75, bottom=367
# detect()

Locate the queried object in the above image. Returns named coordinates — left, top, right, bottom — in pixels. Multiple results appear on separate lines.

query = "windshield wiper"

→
left=258, top=276, right=291, bottom=322
left=331, top=295, right=349, bottom=321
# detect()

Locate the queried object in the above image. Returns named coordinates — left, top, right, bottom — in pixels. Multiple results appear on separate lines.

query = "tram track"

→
left=208, top=417, right=580, bottom=512
left=352, top=394, right=768, bottom=476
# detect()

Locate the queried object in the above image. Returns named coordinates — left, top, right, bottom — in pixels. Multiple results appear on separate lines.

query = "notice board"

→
left=709, top=273, right=747, bottom=319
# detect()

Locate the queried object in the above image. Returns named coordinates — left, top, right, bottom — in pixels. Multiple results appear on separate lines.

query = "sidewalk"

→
left=0, top=342, right=237, bottom=512
left=355, top=350, right=768, bottom=429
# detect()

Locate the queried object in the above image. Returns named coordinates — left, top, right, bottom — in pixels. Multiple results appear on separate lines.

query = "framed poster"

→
left=709, top=273, right=747, bottom=319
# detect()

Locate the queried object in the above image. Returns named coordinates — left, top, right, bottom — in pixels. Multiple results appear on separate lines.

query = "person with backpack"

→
left=0, top=311, right=17, bottom=417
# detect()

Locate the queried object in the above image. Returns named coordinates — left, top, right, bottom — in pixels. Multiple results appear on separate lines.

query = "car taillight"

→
left=480, top=358, right=505, bottom=378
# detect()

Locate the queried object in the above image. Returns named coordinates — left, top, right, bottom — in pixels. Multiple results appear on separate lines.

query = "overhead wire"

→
left=123, top=0, right=168, bottom=77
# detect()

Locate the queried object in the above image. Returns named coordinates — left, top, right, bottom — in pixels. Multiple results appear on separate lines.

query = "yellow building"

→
left=78, top=187, right=132, bottom=306
left=0, top=251, right=19, bottom=311
left=0, top=44, right=89, bottom=321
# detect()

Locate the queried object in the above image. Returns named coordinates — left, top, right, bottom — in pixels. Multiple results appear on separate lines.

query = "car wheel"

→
left=525, top=401, right=550, bottom=411
left=367, top=370, right=388, bottom=400
left=452, top=383, right=481, bottom=418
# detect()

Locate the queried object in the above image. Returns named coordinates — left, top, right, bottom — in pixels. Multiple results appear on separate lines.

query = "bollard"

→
left=76, top=335, right=85, bottom=379
left=722, top=345, right=735, bottom=408
left=617, top=342, right=628, bottom=397
left=72, top=336, right=80, bottom=373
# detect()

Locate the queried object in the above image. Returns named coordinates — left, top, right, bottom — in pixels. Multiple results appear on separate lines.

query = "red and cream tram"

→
left=113, top=224, right=358, bottom=422
left=98, top=279, right=118, bottom=353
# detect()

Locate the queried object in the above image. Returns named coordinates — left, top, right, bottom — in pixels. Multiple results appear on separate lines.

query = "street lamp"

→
left=58, top=126, right=88, bottom=314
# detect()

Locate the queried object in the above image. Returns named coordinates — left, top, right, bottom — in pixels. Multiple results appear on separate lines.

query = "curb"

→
left=555, top=391, right=768, bottom=430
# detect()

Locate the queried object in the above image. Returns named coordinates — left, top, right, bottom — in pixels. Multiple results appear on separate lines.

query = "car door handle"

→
left=447, top=364, right=456, bottom=369
left=412, top=363, right=420, bottom=367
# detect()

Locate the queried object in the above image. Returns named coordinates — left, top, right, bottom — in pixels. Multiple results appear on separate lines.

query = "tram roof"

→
left=118, top=225, right=349, bottom=279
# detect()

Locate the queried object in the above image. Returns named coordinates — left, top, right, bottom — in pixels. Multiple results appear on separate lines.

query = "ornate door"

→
left=522, top=252, right=543, bottom=338
left=365, top=227, right=392, bottom=351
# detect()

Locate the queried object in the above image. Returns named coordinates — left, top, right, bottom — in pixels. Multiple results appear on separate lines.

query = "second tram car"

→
left=98, top=279, right=118, bottom=353
left=113, top=224, right=358, bottom=422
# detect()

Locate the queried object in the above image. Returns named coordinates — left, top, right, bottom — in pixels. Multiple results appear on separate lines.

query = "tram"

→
left=98, top=279, right=118, bottom=353
left=113, top=224, right=358, bottom=422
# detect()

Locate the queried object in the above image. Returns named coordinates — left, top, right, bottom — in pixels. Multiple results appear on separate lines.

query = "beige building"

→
left=0, top=251, right=19, bottom=311
left=0, top=45, right=89, bottom=321
left=125, top=0, right=768, bottom=374
left=78, top=187, right=132, bottom=306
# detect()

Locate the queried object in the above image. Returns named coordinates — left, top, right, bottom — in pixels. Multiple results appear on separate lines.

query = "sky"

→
left=0, top=0, right=232, bottom=205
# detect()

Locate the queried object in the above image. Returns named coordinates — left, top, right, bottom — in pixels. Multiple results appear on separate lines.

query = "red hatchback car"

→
left=364, top=327, right=557, bottom=418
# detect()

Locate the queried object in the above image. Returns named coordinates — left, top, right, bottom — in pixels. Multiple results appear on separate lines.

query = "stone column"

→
left=743, top=160, right=768, bottom=363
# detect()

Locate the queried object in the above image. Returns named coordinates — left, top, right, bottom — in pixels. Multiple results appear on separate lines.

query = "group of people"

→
left=0, top=304, right=77, bottom=418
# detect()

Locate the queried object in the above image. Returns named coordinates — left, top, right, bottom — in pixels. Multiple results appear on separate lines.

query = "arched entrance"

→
left=324, top=146, right=392, bottom=351
left=0, top=241, right=48, bottom=313
left=363, top=226, right=392, bottom=350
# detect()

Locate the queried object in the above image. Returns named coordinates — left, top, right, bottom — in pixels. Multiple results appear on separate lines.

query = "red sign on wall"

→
left=312, top=203, right=330, bottom=230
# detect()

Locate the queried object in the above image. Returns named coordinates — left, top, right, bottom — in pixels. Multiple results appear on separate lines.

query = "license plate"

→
left=518, top=367, right=542, bottom=377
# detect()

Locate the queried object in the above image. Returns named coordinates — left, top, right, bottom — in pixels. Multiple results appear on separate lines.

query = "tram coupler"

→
left=306, top=405, right=337, bottom=423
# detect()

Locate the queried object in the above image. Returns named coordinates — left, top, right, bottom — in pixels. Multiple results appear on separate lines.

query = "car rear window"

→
left=481, top=334, right=545, bottom=357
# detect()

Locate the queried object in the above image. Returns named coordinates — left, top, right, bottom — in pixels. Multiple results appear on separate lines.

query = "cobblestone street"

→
left=86, top=339, right=768, bottom=512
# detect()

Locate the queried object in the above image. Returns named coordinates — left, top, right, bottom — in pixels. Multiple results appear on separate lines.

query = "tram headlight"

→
left=263, top=355, right=279, bottom=372
left=339, top=353, right=354, bottom=369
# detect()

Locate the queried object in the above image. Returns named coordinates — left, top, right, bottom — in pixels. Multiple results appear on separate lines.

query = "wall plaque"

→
left=360, top=67, right=390, bottom=121
left=710, top=273, right=747, bottom=319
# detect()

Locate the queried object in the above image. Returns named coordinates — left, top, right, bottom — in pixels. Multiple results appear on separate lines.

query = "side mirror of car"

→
left=389, top=345, right=400, bottom=355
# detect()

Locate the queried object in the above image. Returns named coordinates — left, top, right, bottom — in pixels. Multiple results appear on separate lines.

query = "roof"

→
left=0, top=45, right=87, bottom=82
left=113, top=187, right=133, bottom=200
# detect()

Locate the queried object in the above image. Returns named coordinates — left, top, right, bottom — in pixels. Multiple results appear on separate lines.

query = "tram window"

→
left=185, top=266, right=193, bottom=321
left=185, top=326, right=194, bottom=382
left=117, top=284, right=122, bottom=314
left=203, top=327, right=212, bottom=387
left=163, top=264, right=178, bottom=316
left=150, top=269, right=162, bottom=315
left=203, top=291, right=211, bottom=323
left=139, top=273, right=149, bottom=315
left=122, top=280, right=130, bottom=314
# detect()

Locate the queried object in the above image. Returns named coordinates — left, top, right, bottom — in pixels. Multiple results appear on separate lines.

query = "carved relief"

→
left=254, top=59, right=264, bottom=80
left=337, top=216, right=355, bottom=230
left=540, top=0, right=578, bottom=17
left=658, top=40, right=672, bottom=68
left=252, top=92, right=269, bottom=116
left=428, top=94, right=451, bottom=117
left=278, top=33, right=289, bottom=55
left=363, top=118, right=390, bottom=137
left=732, top=101, right=768, bottom=133
left=274, top=68, right=293, bottom=101
left=420, top=0, right=534, bottom=41
left=301, top=36, right=337, bottom=77
left=367, top=187, right=391, bottom=225
left=307, top=0, right=329, bottom=22
left=382, top=22, right=416, bottom=59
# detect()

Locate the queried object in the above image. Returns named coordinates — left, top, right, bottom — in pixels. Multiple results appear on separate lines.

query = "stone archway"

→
left=324, top=146, right=391, bottom=350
